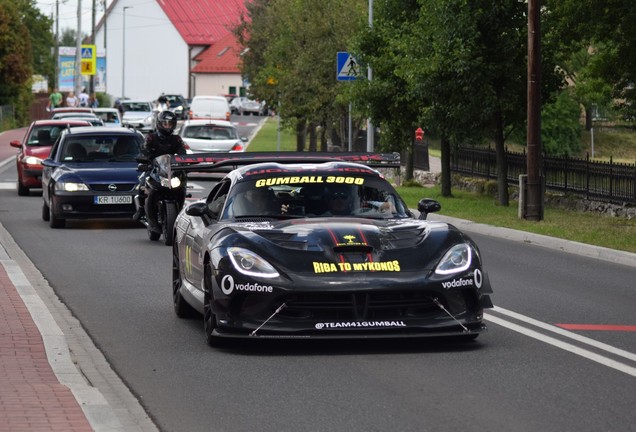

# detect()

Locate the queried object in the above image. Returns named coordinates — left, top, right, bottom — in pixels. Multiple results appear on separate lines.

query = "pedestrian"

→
left=78, top=88, right=90, bottom=107
left=66, top=91, right=78, bottom=107
left=47, top=87, right=63, bottom=111
left=89, top=93, right=99, bottom=108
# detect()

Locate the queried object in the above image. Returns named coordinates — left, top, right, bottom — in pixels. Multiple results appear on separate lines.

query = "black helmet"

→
left=156, top=110, right=177, bottom=136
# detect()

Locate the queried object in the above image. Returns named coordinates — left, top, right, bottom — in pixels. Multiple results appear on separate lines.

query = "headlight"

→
left=55, top=181, right=89, bottom=192
left=24, top=156, right=43, bottom=165
left=227, top=247, right=279, bottom=278
left=144, top=115, right=154, bottom=124
left=159, top=176, right=181, bottom=188
left=435, top=243, right=472, bottom=275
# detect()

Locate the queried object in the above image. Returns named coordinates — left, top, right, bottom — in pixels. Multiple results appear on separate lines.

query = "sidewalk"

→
left=0, top=222, right=159, bottom=432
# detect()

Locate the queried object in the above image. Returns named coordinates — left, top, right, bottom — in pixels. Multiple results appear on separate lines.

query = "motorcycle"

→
left=134, top=154, right=188, bottom=245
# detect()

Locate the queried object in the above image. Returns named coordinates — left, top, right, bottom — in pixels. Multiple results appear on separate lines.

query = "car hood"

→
left=55, top=163, right=139, bottom=183
left=24, top=146, right=53, bottom=159
left=221, top=217, right=472, bottom=274
left=123, top=112, right=151, bottom=120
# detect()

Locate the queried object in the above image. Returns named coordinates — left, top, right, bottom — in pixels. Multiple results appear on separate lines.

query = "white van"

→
left=188, top=96, right=231, bottom=121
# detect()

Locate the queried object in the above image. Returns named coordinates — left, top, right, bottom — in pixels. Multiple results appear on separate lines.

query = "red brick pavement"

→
left=0, top=265, right=93, bottom=432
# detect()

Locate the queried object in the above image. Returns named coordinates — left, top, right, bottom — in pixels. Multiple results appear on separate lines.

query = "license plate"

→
left=95, top=195, right=133, bottom=204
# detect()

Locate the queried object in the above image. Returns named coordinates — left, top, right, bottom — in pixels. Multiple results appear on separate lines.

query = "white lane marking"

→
left=484, top=313, right=636, bottom=378
left=0, top=182, right=16, bottom=190
left=490, top=306, right=636, bottom=362
left=186, top=181, right=205, bottom=190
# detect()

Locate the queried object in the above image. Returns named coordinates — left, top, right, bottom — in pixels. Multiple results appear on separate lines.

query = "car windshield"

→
left=27, top=126, right=64, bottom=146
left=60, top=134, right=142, bottom=162
left=183, top=125, right=236, bottom=140
left=122, top=103, right=151, bottom=112
left=221, top=176, right=410, bottom=220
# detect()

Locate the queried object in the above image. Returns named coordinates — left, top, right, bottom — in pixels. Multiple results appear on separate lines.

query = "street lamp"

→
left=122, top=6, right=132, bottom=98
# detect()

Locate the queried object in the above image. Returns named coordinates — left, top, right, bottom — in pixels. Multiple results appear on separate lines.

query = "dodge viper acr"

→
left=170, top=152, right=494, bottom=346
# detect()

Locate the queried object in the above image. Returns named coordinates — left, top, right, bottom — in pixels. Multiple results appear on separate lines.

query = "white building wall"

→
left=192, top=73, right=244, bottom=97
left=94, top=1, right=189, bottom=103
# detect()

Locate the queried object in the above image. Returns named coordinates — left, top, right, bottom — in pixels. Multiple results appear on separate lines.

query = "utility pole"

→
left=90, top=0, right=96, bottom=94
left=54, top=0, right=60, bottom=89
left=525, top=0, right=544, bottom=220
left=366, top=0, right=374, bottom=152
left=75, top=0, right=82, bottom=96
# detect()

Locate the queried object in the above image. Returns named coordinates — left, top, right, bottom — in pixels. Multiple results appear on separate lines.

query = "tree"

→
left=16, top=0, right=55, bottom=80
left=546, top=0, right=636, bottom=120
left=0, top=1, right=34, bottom=124
left=350, top=0, right=427, bottom=180
left=236, top=0, right=367, bottom=152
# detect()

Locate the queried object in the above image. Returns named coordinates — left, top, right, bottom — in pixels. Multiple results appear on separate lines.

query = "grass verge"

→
left=249, top=118, right=636, bottom=253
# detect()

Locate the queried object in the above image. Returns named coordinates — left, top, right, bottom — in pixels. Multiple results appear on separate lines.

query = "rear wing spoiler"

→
left=171, top=151, right=401, bottom=173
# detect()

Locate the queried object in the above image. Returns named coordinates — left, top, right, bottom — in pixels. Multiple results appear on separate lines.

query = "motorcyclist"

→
left=132, top=110, right=187, bottom=233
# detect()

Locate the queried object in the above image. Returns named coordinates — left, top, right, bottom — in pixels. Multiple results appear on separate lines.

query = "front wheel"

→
left=49, top=198, right=65, bottom=228
left=172, top=241, right=196, bottom=318
left=17, top=181, right=29, bottom=196
left=203, top=262, right=222, bottom=347
left=42, top=201, right=50, bottom=221
left=163, top=202, right=178, bottom=246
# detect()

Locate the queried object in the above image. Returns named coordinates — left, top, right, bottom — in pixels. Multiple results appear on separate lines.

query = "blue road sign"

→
left=337, top=52, right=359, bottom=81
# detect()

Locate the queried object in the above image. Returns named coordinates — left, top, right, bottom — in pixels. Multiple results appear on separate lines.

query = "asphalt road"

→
left=1, top=122, right=635, bottom=431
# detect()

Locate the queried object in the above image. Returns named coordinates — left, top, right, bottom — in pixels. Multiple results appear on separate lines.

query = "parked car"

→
left=41, top=126, right=144, bottom=228
left=92, top=108, right=122, bottom=127
left=51, top=112, right=104, bottom=127
left=177, top=120, right=246, bottom=153
left=229, top=97, right=266, bottom=116
left=170, top=152, right=494, bottom=346
left=161, top=94, right=189, bottom=119
left=187, top=95, right=231, bottom=121
left=49, top=107, right=93, bottom=118
left=10, top=120, right=92, bottom=196
left=120, top=100, right=154, bottom=132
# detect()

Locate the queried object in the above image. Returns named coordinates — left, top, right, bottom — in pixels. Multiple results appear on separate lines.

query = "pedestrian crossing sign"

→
left=337, top=52, right=359, bottom=81
left=80, top=44, right=96, bottom=76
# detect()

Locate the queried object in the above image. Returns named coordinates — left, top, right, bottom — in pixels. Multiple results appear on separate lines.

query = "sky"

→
left=36, top=0, right=108, bottom=35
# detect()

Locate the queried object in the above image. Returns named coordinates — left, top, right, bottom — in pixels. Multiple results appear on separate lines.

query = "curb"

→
left=0, top=222, right=159, bottom=432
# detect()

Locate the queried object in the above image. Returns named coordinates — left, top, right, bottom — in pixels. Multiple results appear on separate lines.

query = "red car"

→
left=10, top=119, right=91, bottom=195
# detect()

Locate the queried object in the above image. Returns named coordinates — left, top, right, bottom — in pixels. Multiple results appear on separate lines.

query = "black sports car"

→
left=41, top=126, right=144, bottom=228
left=171, top=152, right=493, bottom=346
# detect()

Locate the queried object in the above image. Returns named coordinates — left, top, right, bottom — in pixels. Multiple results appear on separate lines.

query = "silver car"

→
left=120, top=100, right=154, bottom=132
left=229, top=97, right=266, bottom=116
left=177, top=120, right=246, bottom=153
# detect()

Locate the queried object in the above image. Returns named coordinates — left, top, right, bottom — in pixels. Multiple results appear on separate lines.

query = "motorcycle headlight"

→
left=55, top=181, right=89, bottom=192
left=227, top=247, right=279, bottom=278
left=435, top=243, right=472, bottom=275
left=170, top=176, right=181, bottom=188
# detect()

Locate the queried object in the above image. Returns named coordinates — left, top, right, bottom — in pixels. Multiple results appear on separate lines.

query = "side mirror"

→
left=185, top=202, right=210, bottom=218
left=10, top=140, right=22, bottom=148
left=417, top=198, right=441, bottom=220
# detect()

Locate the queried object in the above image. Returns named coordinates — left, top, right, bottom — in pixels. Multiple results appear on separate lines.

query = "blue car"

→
left=41, top=126, right=144, bottom=228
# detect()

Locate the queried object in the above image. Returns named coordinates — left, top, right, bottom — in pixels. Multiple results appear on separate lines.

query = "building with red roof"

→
left=94, top=0, right=247, bottom=103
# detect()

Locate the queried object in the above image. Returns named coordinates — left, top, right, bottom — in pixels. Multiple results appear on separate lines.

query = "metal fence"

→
left=449, top=146, right=636, bottom=204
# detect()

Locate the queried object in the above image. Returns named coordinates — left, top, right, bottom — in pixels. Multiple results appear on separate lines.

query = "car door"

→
left=183, top=180, right=231, bottom=290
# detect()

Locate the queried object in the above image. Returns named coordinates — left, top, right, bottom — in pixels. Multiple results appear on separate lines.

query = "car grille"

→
left=267, top=289, right=472, bottom=321
left=90, top=183, right=137, bottom=192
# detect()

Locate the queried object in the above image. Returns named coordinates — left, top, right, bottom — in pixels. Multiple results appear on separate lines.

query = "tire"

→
left=42, top=201, right=50, bottom=221
left=147, top=227, right=160, bottom=241
left=203, top=261, right=222, bottom=347
left=49, top=199, right=65, bottom=228
left=172, top=241, right=196, bottom=318
left=163, top=202, right=178, bottom=246
left=17, top=181, right=29, bottom=196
